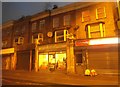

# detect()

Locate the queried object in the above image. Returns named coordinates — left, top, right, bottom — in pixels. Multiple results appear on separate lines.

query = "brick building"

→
left=1, top=2, right=119, bottom=75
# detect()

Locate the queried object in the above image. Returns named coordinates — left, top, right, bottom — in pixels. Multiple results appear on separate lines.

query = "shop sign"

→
left=38, top=43, right=66, bottom=51
left=75, top=40, right=88, bottom=46
left=0, top=48, right=14, bottom=55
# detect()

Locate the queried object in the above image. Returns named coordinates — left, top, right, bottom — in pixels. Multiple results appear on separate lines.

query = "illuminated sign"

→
left=75, top=37, right=120, bottom=46
left=89, top=37, right=120, bottom=45
left=0, top=48, right=14, bottom=55
left=75, top=40, right=89, bottom=46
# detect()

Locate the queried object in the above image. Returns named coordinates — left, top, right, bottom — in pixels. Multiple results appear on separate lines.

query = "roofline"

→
left=1, top=20, right=15, bottom=29
left=30, top=2, right=99, bottom=22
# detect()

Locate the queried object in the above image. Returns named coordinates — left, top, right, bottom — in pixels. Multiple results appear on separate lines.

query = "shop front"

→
left=35, top=43, right=67, bottom=72
left=75, top=37, right=119, bottom=75
left=1, top=48, right=16, bottom=70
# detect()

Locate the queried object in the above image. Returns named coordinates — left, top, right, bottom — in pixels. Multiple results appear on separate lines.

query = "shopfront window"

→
left=38, top=53, right=48, bottom=70
left=38, top=51, right=66, bottom=70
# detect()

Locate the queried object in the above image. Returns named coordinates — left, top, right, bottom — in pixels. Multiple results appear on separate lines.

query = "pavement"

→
left=2, top=69, right=119, bottom=86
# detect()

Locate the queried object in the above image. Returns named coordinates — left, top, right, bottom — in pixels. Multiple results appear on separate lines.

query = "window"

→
left=31, top=22, right=37, bottom=32
left=39, top=20, right=45, bottom=30
left=64, top=15, right=71, bottom=26
left=14, top=37, right=24, bottom=45
left=2, top=41, right=7, bottom=48
left=87, top=23, right=105, bottom=38
left=96, top=7, right=106, bottom=19
left=53, top=17, right=59, bottom=28
left=82, top=10, right=90, bottom=22
left=32, top=33, right=43, bottom=44
left=15, top=27, right=20, bottom=35
left=21, top=25, right=26, bottom=34
left=55, top=30, right=68, bottom=43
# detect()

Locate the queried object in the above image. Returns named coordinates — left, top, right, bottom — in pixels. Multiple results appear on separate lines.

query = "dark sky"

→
left=2, top=2, right=72, bottom=23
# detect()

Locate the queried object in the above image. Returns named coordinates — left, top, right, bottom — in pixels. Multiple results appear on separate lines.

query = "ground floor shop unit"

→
left=34, top=43, right=67, bottom=72
left=1, top=48, right=16, bottom=70
left=75, top=37, right=119, bottom=75
left=16, top=51, right=30, bottom=71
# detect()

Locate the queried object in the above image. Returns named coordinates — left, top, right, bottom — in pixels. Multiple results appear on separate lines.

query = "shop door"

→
left=38, top=53, right=48, bottom=70
left=16, top=51, right=30, bottom=70
left=75, top=50, right=85, bottom=74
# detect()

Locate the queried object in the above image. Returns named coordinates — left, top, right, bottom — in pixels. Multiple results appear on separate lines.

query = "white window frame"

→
left=82, top=10, right=90, bottom=22
left=14, top=37, right=24, bottom=45
left=32, top=33, right=43, bottom=44
left=55, top=30, right=68, bottom=43
left=96, top=7, right=106, bottom=19
left=87, top=23, right=105, bottom=38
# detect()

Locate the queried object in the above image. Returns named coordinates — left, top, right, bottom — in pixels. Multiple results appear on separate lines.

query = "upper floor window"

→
left=14, top=27, right=20, bottom=35
left=55, top=30, right=68, bottom=43
left=32, top=33, right=43, bottom=44
left=82, top=10, right=90, bottom=22
left=3, top=28, right=11, bottom=37
left=64, top=15, right=71, bottom=26
left=96, top=7, right=106, bottom=19
left=2, top=41, right=7, bottom=48
left=14, top=37, right=24, bottom=45
left=32, top=22, right=37, bottom=32
left=21, top=25, right=26, bottom=34
left=87, top=22, right=105, bottom=38
left=39, top=20, right=45, bottom=30
left=53, top=17, right=59, bottom=28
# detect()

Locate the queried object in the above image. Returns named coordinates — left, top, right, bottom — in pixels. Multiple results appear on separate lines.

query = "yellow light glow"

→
left=1, top=48, right=14, bottom=55
left=89, top=37, right=120, bottom=45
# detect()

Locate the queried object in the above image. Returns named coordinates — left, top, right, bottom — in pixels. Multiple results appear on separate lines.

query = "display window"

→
left=38, top=51, right=66, bottom=70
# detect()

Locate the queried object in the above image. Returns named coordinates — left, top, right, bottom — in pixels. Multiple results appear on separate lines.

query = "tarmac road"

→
left=2, top=70, right=119, bottom=86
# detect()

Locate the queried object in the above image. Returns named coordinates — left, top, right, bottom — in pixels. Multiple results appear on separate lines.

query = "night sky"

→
left=2, top=2, right=73, bottom=23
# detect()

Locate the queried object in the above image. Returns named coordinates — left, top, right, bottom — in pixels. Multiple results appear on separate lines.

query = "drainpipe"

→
left=117, top=0, right=120, bottom=19
left=35, top=44, right=39, bottom=72
left=117, top=0, right=120, bottom=30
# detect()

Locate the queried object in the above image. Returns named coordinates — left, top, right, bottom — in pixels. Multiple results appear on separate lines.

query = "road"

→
left=2, top=70, right=119, bottom=86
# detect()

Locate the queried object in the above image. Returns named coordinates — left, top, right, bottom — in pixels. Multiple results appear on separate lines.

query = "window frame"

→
left=31, top=22, right=37, bottom=32
left=87, top=23, right=105, bottom=38
left=55, top=30, right=68, bottom=43
left=63, top=14, right=71, bottom=26
left=39, top=20, right=45, bottom=30
left=82, top=10, right=90, bottom=22
left=53, top=17, right=59, bottom=28
left=96, top=7, right=106, bottom=19
left=32, top=33, right=43, bottom=44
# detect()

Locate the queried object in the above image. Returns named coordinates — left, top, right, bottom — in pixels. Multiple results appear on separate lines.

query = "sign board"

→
left=75, top=40, right=88, bottom=46
left=0, top=48, right=14, bottom=55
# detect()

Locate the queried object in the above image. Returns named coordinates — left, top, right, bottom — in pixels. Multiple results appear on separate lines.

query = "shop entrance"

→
left=75, top=50, right=86, bottom=74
